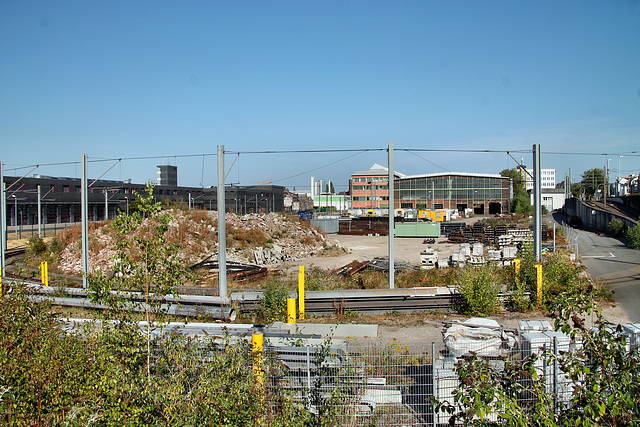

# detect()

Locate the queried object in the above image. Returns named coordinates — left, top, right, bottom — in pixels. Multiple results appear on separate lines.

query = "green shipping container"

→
left=395, top=222, right=441, bottom=238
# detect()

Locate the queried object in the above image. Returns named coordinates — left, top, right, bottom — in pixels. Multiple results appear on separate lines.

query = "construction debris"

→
left=334, top=260, right=371, bottom=277
left=58, top=210, right=339, bottom=275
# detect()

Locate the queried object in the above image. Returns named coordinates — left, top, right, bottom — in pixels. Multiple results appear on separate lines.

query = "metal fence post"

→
left=553, top=336, right=559, bottom=415
left=306, top=347, right=312, bottom=408
left=432, top=341, right=436, bottom=427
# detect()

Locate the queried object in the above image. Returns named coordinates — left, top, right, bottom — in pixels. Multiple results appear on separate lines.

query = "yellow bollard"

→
left=44, top=261, right=49, bottom=286
left=41, top=261, right=45, bottom=284
left=287, top=298, right=296, bottom=324
left=298, top=265, right=305, bottom=320
left=514, top=259, right=521, bottom=284
left=0, top=275, right=2, bottom=302
left=252, top=333, right=264, bottom=386
left=535, top=264, right=543, bottom=304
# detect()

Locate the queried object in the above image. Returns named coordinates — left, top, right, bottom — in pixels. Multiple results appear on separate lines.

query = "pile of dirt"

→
left=57, top=210, right=338, bottom=275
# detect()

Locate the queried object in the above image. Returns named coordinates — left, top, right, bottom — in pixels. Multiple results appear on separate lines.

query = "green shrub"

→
left=27, top=236, right=47, bottom=256
left=48, top=236, right=65, bottom=255
left=455, top=266, right=501, bottom=316
left=627, top=223, right=640, bottom=249
left=257, top=278, right=290, bottom=323
left=608, top=218, right=625, bottom=236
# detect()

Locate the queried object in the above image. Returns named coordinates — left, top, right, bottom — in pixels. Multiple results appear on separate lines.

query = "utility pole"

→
left=533, top=144, right=542, bottom=262
left=81, top=153, right=89, bottom=288
left=388, top=142, right=395, bottom=289
left=0, top=161, right=4, bottom=278
left=217, top=145, right=227, bottom=298
left=37, top=185, right=42, bottom=238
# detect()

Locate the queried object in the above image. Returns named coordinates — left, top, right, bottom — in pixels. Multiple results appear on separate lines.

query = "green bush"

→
left=257, top=278, right=290, bottom=323
left=438, top=289, right=640, bottom=426
left=48, top=236, right=65, bottom=255
left=0, top=284, right=314, bottom=426
left=455, top=266, right=501, bottom=316
left=608, top=218, right=625, bottom=236
left=626, top=224, right=640, bottom=249
left=27, top=236, right=47, bottom=256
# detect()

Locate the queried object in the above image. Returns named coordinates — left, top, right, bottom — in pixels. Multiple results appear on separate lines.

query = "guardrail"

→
left=233, top=287, right=458, bottom=315
left=1, top=278, right=236, bottom=321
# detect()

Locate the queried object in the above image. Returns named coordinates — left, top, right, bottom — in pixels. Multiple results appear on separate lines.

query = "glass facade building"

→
left=396, top=173, right=511, bottom=214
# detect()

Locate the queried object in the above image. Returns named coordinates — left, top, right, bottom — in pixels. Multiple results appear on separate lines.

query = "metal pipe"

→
left=29, top=295, right=236, bottom=321
left=23, top=281, right=232, bottom=305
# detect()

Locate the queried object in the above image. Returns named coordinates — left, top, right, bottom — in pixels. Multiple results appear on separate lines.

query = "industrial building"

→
left=350, top=164, right=404, bottom=210
left=2, top=167, right=288, bottom=228
left=396, top=172, right=511, bottom=215
left=350, top=165, right=512, bottom=215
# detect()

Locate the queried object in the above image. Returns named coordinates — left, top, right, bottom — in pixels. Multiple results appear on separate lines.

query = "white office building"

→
left=524, top=168, right=556, bottom=190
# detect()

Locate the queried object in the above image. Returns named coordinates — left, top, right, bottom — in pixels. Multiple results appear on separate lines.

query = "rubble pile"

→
left=226, top=212, right=333, bottom=265
left=58, top=211, right=335, bottom=275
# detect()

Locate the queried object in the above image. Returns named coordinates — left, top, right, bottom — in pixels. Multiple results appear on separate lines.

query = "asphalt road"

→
left=575, top=228, right=640, bottom=323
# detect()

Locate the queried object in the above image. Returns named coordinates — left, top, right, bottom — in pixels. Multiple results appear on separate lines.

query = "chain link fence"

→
left=259, top=330, right=576, bottom=426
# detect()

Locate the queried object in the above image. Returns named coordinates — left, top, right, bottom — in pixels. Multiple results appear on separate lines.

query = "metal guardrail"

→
left=1, top=278, right=236, bottom=321
left=233, top=287, right=458, bottom=315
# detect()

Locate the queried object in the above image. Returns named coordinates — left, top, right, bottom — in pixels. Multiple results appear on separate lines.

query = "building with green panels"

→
left=396, top=172, right=511, bottom=215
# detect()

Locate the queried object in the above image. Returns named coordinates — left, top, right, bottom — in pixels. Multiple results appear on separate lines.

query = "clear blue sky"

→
left=1, top=0, right=639, bottom=192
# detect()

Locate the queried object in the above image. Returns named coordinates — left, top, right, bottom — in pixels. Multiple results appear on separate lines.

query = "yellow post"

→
left=41, top=261, right=45, bottom=284
left=44, top=261, right=49, bottom=286
left=0, top=275, right=2, bottom=302
left=298, top=265, right=305, bottom=320
left=535, top=264, right=543, bottom=304
left=514, top=259, right=521, bottom=284
left=252, top=333, right=264, bottom=386
left=287, top=298, right=296, bottom=323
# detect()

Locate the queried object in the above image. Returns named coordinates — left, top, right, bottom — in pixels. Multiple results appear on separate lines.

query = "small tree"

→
left=88, top=182, right=191, bottom=380
left=580, top=168, right=606, bottom=200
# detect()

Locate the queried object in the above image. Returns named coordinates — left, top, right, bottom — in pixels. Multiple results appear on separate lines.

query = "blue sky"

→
left=1, top=0, right=639, bottom=192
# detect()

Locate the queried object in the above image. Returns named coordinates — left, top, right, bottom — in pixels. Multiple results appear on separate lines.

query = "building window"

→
left=63, top=185, right=70, bottom=193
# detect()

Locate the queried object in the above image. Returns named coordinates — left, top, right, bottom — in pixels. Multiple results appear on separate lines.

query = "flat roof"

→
left=400, top=171, right=507, bottom=180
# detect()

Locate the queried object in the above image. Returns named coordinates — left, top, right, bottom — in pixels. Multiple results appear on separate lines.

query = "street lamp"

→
left=619, top=155, right=624, bottom=181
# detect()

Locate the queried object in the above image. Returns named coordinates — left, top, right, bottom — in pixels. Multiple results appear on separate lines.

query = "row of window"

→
left=399, top=188, right=505, bottom=200
left=352, top=185, right=389, bottom=191
left=352, top=196, right=389, bottom=201
left=397, top=177, right=507, bottom=190
left=352, top=176, right=388, bottom=183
